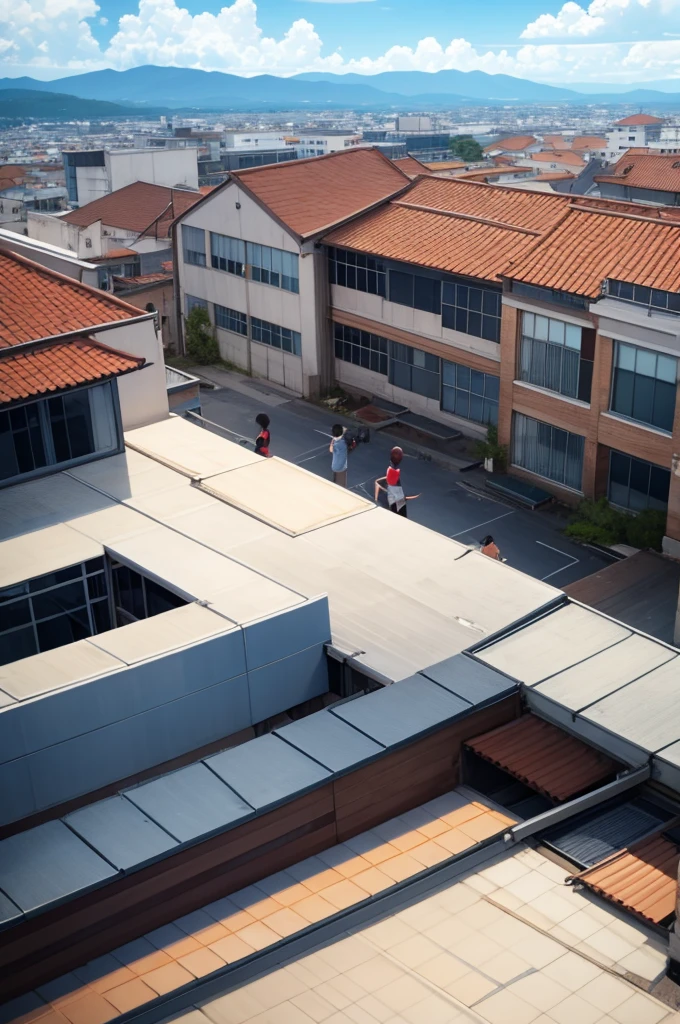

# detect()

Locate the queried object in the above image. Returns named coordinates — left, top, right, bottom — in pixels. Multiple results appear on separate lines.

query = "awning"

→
left=464, top=713, right=620, bottom=803
left=574, top=832, right=680, bottom=925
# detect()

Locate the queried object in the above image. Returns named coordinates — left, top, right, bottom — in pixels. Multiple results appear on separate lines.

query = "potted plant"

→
left=475, top=425, right=508, bottom=473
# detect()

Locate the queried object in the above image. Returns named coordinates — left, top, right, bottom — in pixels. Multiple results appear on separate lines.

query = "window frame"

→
left=608, top=450, right=671, bottom=512
left=0, top=380, right=123, bottom=490
left=182, top=225, right=207, bottom=268
left=250, top=316, right=302, bottom=356
left=327, top=247, right=387, bottom=298
left=442, top=278, right=501, bottom=343
left=209, top=232, right=245, bottom=277
left=214, top=303, right=247, bottom=336
left=609, top=340, right=678, bottom=434
left=333, top=322, right=389, bottom=376
left=512, top=411, right=585, bottom=492
left=518, top=311, right=587, bottom=401
left=441, top=360, right=499, bottom=426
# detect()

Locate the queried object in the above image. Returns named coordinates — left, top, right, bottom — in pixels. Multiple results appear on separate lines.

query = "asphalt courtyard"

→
left=195, top=376, right=611, bottom=587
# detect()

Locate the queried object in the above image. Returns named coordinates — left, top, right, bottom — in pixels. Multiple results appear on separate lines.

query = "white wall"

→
left=94, top=318, right=169, bottom=429
left=0, top=229, right=99, bottom=286
left=27, top=212, right=103, bottom=258
left=75, top=164, right=109, bottom=206
left=107, top=149, right=199, bottom=191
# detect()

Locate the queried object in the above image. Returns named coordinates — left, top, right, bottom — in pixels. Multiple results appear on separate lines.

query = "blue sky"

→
left=2, top=0, right=679, bottom=85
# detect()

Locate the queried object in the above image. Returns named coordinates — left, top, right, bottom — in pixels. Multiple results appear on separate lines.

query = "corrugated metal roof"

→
left=465, top=714, right=619, bottom=802
left=576, top=832, right=680, bottom=925
left=65, top=795, right=179, bottom=871
left=543, top=800, right=671, bottom=868
left=476, top=604, right=630, bottom=686
left=274, top=709, right=385, bottom=773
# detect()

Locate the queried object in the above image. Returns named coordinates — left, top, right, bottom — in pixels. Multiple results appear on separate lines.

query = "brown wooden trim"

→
left=330, top=307, right=501, bottom=376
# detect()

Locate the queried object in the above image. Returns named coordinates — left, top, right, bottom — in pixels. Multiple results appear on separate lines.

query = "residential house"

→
left=595, top=152, right=680, bottom=206
left=483, top=135, right=540, bottom=159
left=605, top=113, right=666, bottom=161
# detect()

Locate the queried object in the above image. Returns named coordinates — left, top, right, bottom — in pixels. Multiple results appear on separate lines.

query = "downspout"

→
left=171, top=224, right=184, bottom=357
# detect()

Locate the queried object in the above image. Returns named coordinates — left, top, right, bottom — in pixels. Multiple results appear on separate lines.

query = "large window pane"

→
left=519, top=312, right=583, bottom=399
left=512, top=412, right=584, bottom=490
left=441, top=359, right=499, bottom=425
left=608, top=450, right=670, bottom=511
left=442, top=279, right=501, bottom=342
left=182, top=225, right=206, bottom=267
left=210, top=233, right=245, bottom=276
left=610, top=341, right=677, bottom=431
left=328, top=247, right=385, bottom=296
left=390, top=270, right=414, bottom=307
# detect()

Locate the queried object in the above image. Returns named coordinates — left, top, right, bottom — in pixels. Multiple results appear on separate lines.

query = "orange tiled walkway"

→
left=5, top=789, right=514, bottom=1024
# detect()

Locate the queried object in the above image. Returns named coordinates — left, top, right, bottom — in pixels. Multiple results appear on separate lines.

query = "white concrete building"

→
left=605, top=113, right=666, bottom=162
left=63, top=147, right=198, bottom=207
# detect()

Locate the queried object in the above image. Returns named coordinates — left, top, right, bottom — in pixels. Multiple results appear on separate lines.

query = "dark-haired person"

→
left=255, top=413, right=271, bottom=457
left=329, top=424, right=348, bottom=487
left=480, top=535, right=501, bottom=560
left=374, top=447, right=420, bottom=517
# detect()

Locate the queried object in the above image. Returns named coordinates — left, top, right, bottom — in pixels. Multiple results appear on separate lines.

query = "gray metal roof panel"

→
left=124, top=763, right=254, bottom=843
left=64, top=796, right=179, bottom=871
left=0, top=889, right=22, bottom=928
left=543, top=800, right=670, bottom=868
left=420, top=654, right=517, bottom=707
left=580, top=658, right=680, bottom=754
left=205, top=734, right=332, bottom=812
left=329, top=676, right=472, bottom=748
left=0, top=820, right=117, bottom=914
left=274, top=709, right=385, bottom=773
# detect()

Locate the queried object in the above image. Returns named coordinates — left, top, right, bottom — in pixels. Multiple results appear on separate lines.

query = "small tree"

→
left=449, top=135, right=484, bottom=162
left=185, top=305, right=219, bottom=365
left=474, top=425, right=508, bottom=470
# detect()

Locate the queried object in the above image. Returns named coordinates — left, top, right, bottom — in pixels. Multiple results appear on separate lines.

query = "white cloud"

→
left=522, top=0, right=678, bottom=39
left=1, top=0, right=679, bottom=84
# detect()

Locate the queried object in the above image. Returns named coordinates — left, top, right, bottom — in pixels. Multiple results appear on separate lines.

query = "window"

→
left=247, top=243, right=299, bottom=293
left=333, top=322, right=388, bottom=375
left=389, top=269, right=441, bottom=314
left=0, top=382, right=120, bottom=485
left=214, top=304, right=247, bottom=335
left=210, top=232, right=245, bottom=276
left=610, top=342, right=677, bottom=432
left=442, top=361, right=499, bottom=425
left=182, top=225, right=206, bottom=267
left=511, top=281, right=588, bottom=310
left=512, top=412, right=585, bottom=491
left=519, top=311, right=593, bottom=402
left=327, top=247, right=386, bottom=297
left=389, top=342, right=440, bottom=399
left=111, top=562, right=185, bottom=626
left=0, top=558, right=111, bottom=667
left=185, top=294, right=207, bottom=315
left=608, top=451, right=671, bottom=511
left=442, top=281, right=501, bottom=342
left=251, top=316, right=301, bottom=355
left=606, top=279, right=680, bottom=315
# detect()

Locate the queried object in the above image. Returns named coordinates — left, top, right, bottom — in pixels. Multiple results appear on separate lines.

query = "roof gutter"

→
left=503, top=762, right=651, bottom=845
left=2, top=312, right=157, bottom=355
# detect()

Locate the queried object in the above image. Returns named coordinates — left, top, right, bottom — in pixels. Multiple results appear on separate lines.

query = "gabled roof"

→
left=484, top=135, right=537, bottom=153
left=424, top=160, right=466, bottom=171
left=531, top=150, right=586, bottom=168
left=61, top=182, right=202, bottom=235
left=614, top=113, right=664, bottom=127
left=595, top=153, right=680, bottom=193
left=228, top=148, right=410, bottom=240
left=543, top=135, right=568, bottom=149
left=0, top=337, right=144, bottom=404
left=504, top=206, right=680, bottom=297
left=0, top=250, right=144, bottom=348
left=393, top=156, right=433, bottom=177
left=571, top=136, right=607, bottom=150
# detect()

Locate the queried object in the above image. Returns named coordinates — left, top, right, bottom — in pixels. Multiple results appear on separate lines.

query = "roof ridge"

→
left=500, top=205, right=575, bottom=277
left=569, top=203, right=680, bottom=227
left=391, top=199, right=541, bottom=236
left=231, top=146, right=409, bottom=181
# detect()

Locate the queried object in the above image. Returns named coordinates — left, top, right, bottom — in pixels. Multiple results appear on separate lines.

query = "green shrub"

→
left=565, top=497, right=665, bottom=551
left=624, top=508, right=665, bottom=551
left=474, top=425, right=508, bottom=469
left=185, top=306, right=219, bottom=364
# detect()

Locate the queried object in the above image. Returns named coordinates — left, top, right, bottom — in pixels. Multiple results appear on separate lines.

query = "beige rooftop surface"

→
left=126, top=415, right=262, bottom=478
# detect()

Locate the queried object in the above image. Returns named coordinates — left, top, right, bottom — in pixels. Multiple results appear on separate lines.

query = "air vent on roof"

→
left=622, top=165, right=633, bottom=175
left=673, top=161, right=680, bottom=169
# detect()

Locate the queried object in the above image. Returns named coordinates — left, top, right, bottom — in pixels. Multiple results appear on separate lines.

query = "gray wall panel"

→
left=420, top=654, right=516, bottom=707
left=243, top=597, right=331, bottom=671
left=0, top=757, right=38, bottom=826
left=65, top=796, right=179, bottom=871
left=248, top=644, right=328, bottom=724
left=0, top=630, right=247, bottom=765
left=275, top=709, right=384, bottom=773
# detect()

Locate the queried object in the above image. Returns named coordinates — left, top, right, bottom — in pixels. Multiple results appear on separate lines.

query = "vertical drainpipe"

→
left=171, top=222, right=184, bottom=357
left=669, top=864, right=680, bottom=981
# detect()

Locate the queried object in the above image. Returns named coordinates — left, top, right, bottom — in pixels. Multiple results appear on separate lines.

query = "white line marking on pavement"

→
left=450, top=510, right=514, bottom=538
left=294, top=443, right=329, bottom=461
left=314, top=429, right=334, bottom=438
left=536, top=540, right=579, bottom=580
left=296, top=452, right=327, bottom=465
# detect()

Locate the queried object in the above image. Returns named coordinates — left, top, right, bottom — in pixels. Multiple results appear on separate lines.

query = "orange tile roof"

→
left=465, top=714, right=619, bottom=803
left=0, top=163, right=26, bottom=188
left=484, top=135, right=537, bottom=153
left=614, top=113, right=664, bottom=127
left=575, top=833, right=680, bottom=925
left=505, top=206, right=680, bottom=297
left=456, top=167, right=532, bottom=182
left=543, top=135, right=568, bottom=149
left=0, top=250, right=143, bottom=348
left=231, top=148, right=409, bottom=239
left=0, top=338, right=144, bottom=404
left=90, top=247, right=139, bottom=262
left=533, top=172, right=575, bottom=181
left=571, top=136, right=607, bottom=150
left=424, top=160, right=466, bottom=171
left=595, top=153, right=680, bottom=193
left=393, top=156, right=433, bottom=177
left=62, top=182, right=202, bottom=235
left=531, top=150, right=586, bottom=168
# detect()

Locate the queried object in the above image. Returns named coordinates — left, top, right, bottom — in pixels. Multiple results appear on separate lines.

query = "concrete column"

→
left=498, top=302, right=518, bottom=451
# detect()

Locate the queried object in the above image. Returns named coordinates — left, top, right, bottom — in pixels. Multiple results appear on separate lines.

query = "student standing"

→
left=254, top=413, right=271, bottom=457
left=374, top=447, right=420, bottom=517
left=329, top=424, right=348, bottom=487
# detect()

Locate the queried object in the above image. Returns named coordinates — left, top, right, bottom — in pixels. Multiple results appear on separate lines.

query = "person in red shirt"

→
left=480, top=535, right=502, bottom=560
left=374, top=447, right=420, bottom=517
left=255, top=413, right=271, bottom=457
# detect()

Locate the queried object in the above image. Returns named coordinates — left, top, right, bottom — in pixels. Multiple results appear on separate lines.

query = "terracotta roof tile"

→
left=424, top=160, right=466, bottom=171
left=90, top=248, right=139, bottom=262
left=62, top=182, right=202, bottom=235
left=595, top=153, right=680, bottom=193
left=575, top=833, right=680, bottom=924
left=543, top=135, right=569, bottom=148
left=505, top=206, right=680, bottom=297
left=231, top=148, right=409, bottom=238
left=614, top=113, right=664, bottom=126
left=531, top=150, right=586, bottom=168
left=114, top=271, right=171, bottom=286
left=571, top=136, right=607, bottom=150
left=484, top=135, right=537, bottom=153
left=533, top=172, right=575, bottom=181
left=0, top=164, right=26, bottom=188
left=0, top=337, right=144, bottom=404
left=465, top=714, right=619, bottom=803
left=456, top=167, right=533, bottom=182
left=0, top=250, right=143, bottom=348
left=393, top=156, right=433, bottom=177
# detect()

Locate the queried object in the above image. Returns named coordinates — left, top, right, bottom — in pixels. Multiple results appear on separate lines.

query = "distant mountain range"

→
left=1, top=65, right=679, bottom=114
left=0, top=88, right=166, bottom=120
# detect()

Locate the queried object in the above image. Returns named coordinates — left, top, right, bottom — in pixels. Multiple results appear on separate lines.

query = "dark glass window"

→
left=608, top=450, right=670, bottom=511
left=607, top=279, right=680, bottom=314
left=518, top=311, right=593, bottom=402
left=327, top=247, right=386, bottom=297
left=389, top=270, right=441, bottom=313
left=512, top=412, right=584, bottom=491
left=247, top=243, right=299, bottom=293
left=250, top=316, right=301, bottom=355
left=388, top=342, right=440, bottom=399
left=333, top=322, right=388, bottom=375
left=210, top=232, right=245, bottom=276
left=111, top=563, right=186, bottom=626
left=610, top=342, right=677, bottom=432
left=182, top=225, right=206, bottom=267
left=441, top=360, right=499, bottom=425
left=442, top=281, right=501, bottom=342
left=214, top=304, right=247, bottom=335
left=511, top=281, right=588, bottom=310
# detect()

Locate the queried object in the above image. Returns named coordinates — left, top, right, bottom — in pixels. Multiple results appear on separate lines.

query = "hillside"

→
left=0, top=89, right=157, bottom=120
